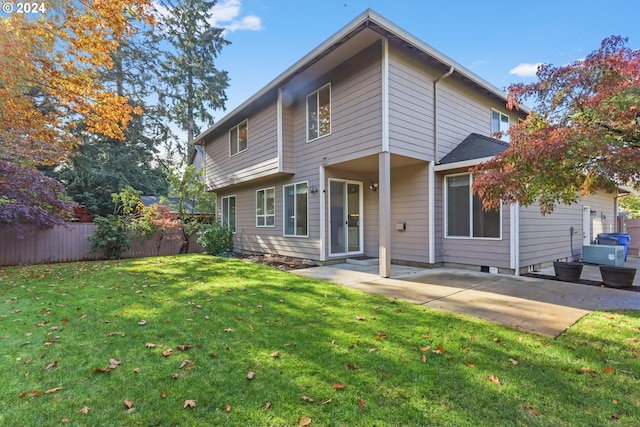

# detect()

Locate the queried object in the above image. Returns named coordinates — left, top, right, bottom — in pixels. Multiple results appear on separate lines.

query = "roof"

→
left=193, top=9, right=528, bottom=146
left=438, top=133, right=509, bottom=165
left=140, top=196, right=211, bottom=215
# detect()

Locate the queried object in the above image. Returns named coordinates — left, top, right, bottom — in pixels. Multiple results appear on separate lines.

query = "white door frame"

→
left=328, top=178, right=363, bottom=256
left=582, top=205, right=591, bottom=245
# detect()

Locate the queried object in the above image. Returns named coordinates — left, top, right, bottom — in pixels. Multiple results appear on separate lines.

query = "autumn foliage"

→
left=473, top=36, right=640, bottom=213
left=1, top=0, right=154, bottom=232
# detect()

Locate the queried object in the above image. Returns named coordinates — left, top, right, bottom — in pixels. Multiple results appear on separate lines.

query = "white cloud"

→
left=509, top=63, right=542, bottom=77
left=211, top=0, right=263, bottom=32
left=153, top=0, right=263, bottom=33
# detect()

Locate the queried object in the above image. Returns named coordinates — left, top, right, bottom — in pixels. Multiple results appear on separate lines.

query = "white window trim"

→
left=444, top=173, right=502, bottom=240
left=306, top=83, right=331, bottom=142
left=491, top=109, right=510, bottom=142
left=283, top=181, right=309, bottom=238
left=229, top=119, right=248, bottom=157
left=220, top=195, right=237, bottom=234
left=256, top=187, right=275, bottom=228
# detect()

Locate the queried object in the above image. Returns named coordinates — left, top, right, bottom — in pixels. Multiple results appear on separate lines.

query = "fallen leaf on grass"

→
left=356, top=316, right=366, bottom=321
left=162, top=348, right=172, bottom=357
left=133, top=368, right=140, bottom=374
left=422, top=354, right=427, bottom=363
left=177, top=344, right=192, bottom=351
left=183, top=399, right=196, bottom=408
left=173, top=373, right=179, bottom=379
left=44, top=387, right=63, bottom=394
left=523, top=406, right=540, bottom=416
left=138, top=320, right=146, bottom=326
left=466, top=361, right=475, bottom=367
left=109, top=359, right=121, bottom=369
left=271, top=351, right=280, bottom=359
left=94, top=367, right=111, bottom=373
left=79, top=406, right=89, bottom=414
left=61, top=418, right=69, bottom=423
left=358, top=398, right=365, bottom=409
left=160, top=392, right=167, bottom=398
left=124, top=400, right=133, bottom=409
left=225, top=404, right=231, bottom=412
left=145, top=343, right=155, bottom=348
left=346, top=364, right=358, bottom=370
left=179, top=359, right=192, bottom=369
left=509, top=358, right=519, bottom=365
left=488, top=374, right=501, bottom=385
left=44, top=361, right=58, bottom=370
left=18, top=391, right=27, bottom=398
left=302, top=396, right=315, bottom=403
left=602, top=367, right=616, bottom=374
left=332, top=383, right=346, bottom=389
left=264, top=401, right=271, bottom=410
left=299, top=416, right=312, bottom=426
left=247, top=371, right=255, bottom=380
left=31, top=390, right=40, bottom=397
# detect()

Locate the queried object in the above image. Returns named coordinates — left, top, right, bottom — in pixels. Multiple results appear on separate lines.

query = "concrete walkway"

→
left=290, top=262, right=640, bottom=338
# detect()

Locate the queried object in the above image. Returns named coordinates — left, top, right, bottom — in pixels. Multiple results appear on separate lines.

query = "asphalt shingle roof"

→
left=438, top=133, right=509, bottom=164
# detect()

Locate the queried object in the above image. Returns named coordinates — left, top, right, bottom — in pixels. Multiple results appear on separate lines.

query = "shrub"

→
left=89, top=215, right=132, bottom=259
left=197, top=221, right=233, bottom=256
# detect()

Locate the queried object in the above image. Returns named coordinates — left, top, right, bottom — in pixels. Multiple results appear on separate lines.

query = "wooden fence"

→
left=0, top=223, right=202, bottom=266
left=626, top=218, right=640, bottom=255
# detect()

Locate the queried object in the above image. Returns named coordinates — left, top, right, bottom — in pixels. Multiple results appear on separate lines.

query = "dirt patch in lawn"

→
left=241, top=254, right=315, bottom=271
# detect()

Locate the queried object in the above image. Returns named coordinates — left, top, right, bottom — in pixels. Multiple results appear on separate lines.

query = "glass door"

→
left=329, top=179, right=362, bottom=255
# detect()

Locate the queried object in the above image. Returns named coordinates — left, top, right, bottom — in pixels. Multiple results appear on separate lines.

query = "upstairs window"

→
left=256, top=187, right=275, bottom=227
left=229, top=120, right=248, bottom=156
left=491, top=109, right=510, bottom=142
left=307, top=84, right=331, bottom=141
left=445, top=174, right=501, bottom=239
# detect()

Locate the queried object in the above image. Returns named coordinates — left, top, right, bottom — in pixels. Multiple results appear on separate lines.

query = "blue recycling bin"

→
left=598, top=233, right=631, bottom=261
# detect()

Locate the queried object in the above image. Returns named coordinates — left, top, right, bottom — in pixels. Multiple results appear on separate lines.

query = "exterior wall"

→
left=518, top=191, right=616, bottom=267
left=436, top=79, right=518, bottom=162
left=204, top=102, right=279, bottom=190
left=387, top=45, right=435, bottom=160
left=390, top=163, right=430, bottom=263
left=287, top=43, right=383, bottom=175
left=434, top=170, right=511, bottom=270
left=217, top=175, right=321, bottom=260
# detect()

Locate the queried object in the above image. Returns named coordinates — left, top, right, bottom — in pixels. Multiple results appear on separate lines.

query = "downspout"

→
left=429, top=66, right=454, bottom=265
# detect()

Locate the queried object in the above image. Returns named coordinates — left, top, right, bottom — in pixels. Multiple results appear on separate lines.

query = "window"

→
left=221, top=195, right=236, bottom=233
left=256, top=187, right=275, bottom=227
left=307, top=84, right=331, bottom=141
left=491, top=109, right=510, bottom=142
left=283, top=182, right=308, bottom=236
left=229, top=120, right=248, bottom=156
left=445, top=174, right=500, bottom=238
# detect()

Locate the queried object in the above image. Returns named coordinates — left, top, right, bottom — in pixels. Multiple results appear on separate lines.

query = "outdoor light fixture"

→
left=309, top=185, right=319, bottom=194
left=369, top=182, right=378, bottom=191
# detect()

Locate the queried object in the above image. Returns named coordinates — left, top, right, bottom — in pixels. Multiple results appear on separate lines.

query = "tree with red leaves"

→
left=473, top=36, right=640, bottom=214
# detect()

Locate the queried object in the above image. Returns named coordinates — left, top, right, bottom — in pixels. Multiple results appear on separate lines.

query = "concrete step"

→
left=346, top=257, right=379, bottom=267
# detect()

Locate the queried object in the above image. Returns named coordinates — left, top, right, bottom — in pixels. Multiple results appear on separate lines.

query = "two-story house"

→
left=193, top=9, right=620, bottom=277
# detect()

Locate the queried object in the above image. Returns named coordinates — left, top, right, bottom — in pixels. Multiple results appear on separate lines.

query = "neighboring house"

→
left=193, top=9, right=623, bottom=277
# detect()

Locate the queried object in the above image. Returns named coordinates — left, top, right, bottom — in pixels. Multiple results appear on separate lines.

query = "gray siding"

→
left=288, top=44, right=382, bottom=174
left=390, top=163, right=430, bottom=263
left=204, top=103, right=279, bottom=190
left=518, top=191, right=616, bottom=266
left=387, top=46, right=434, bottom=160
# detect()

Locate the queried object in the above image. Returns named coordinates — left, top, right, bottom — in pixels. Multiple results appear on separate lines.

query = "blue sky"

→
left=211, top=0, right=640, bottom=119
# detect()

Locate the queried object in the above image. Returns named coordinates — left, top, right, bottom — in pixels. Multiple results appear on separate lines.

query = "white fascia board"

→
left=434, top=157, right=494, bottom=172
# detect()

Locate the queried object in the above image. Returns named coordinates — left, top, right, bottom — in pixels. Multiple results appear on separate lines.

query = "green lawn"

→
left=1, top=254, right=638, bottom=426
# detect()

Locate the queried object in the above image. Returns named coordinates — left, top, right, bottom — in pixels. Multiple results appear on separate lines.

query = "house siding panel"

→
left=290, top=43, right=382, bottom=174
left=387, top=46, right=435, bottom=160
left=519, top=191, right=617, bottom=267
left=204, top=103, right=279, bottom=189
left=390, top=163, right=430, bottom=263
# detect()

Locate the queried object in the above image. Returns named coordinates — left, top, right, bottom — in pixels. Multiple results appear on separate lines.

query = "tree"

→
left=1, top=1, right=155, bottom=230
left=620, top=192, right=640, bottom=219
left=155, top=0, right=230, bottom=153
left=164, top=165, right=216, bottom=253
left=472, top=36, right=640, bottom=214
left=0, top=161, right=74, bottom=238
